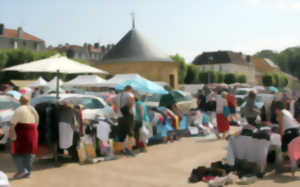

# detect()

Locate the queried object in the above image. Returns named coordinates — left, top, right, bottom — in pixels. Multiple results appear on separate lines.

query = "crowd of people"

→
left=2, top=84, right=300, bottom=184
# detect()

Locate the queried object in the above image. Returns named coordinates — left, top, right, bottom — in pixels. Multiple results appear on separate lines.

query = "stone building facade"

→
left=193, top=51, right=256, bottom=84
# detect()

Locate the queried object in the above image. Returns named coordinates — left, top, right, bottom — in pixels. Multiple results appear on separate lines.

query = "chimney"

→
left=0, top=24, right=4, bottom=35
left=17, top=27, right=23, bottom=39
left=94, top=42, right=99, bottom=48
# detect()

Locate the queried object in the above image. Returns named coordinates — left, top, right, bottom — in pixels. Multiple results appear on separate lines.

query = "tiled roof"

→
left=192, top=51, right=250, bottom=66
left=1, top=28, right=43, bottom=41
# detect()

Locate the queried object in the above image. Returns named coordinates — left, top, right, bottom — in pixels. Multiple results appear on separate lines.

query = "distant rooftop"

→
left=0, top=24, right=43, bottom=41
left=192, top=51, right=251, bottom=66
left=264, top=58, right=279, bottom=68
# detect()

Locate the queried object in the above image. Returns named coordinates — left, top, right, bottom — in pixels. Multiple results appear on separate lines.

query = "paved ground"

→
left=1, top=136, right=300, bottom=187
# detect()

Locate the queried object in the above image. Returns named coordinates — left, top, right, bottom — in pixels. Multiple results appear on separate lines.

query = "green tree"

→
left=170, top=54, right=188, bottom=84
left=237, top=74, right=247, bottom=83
left=198, top=71, right=208, bottom=84
left=217, top=72, right=224, bottom=83
left=262, top=73, right=274, bottom=87
left=224, top=73, right=237, bottom=84
left=272, top=73, right=280, bottom=87
left=282, top=76, right=289, bottom=87
left=184, top=65, right=199, bottom=84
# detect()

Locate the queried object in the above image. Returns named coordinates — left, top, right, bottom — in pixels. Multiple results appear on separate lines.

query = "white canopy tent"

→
left=2, top=54, right=108, bottom=98
left=94, top=74, right=141, bottom=88
left=46, top=76, right=64, bottom=88
left=64, top=75, right=106, bottom=87
left=28, top=77, right=48, bottom=87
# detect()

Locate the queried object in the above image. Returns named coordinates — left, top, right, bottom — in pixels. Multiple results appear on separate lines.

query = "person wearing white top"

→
left=275, top=101, right=300, bottom=152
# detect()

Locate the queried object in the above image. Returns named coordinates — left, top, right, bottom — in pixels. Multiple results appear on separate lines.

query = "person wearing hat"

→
left=9, top=95, right=39, bottom=179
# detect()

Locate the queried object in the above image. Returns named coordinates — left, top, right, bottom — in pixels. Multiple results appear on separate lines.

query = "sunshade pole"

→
left=56, top=70, right=60, bottom=99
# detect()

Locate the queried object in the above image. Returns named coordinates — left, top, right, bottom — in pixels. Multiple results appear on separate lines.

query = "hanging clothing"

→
left=59, top=122, right=73, bottom=149
left=96, top=121, right=111, bottom=142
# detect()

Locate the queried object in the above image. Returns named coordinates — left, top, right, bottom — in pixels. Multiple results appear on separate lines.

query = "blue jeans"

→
left=13, top=154, right=35, bottom=174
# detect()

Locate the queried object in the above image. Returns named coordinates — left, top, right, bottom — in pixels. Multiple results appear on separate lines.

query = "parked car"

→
left=234, top=88, right=256, bottom=106
left=0, top=96, right=20, bottom=145
left=31, top=94, right=112, bottom=120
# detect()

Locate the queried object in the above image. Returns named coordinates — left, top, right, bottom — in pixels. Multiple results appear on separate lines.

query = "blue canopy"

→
left=115, top=77, right=168, bottom=94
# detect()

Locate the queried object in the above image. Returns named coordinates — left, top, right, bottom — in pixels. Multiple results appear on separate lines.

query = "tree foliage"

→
left=224, top=73, right=237, bottom=84
left=255, top=47, right=300, bottom=80
left=261, top=72, right=288, bottom=88
left=237, top=74, right=247, bottom=83
left=262, top=73, right=274, bottom=87
left=170, top=54, right=188, bottom=84
left=184, top=65, right=199, bottom=84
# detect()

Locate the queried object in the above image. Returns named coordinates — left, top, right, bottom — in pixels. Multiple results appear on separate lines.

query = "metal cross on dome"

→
left=130, top=12, right=135, bottom=29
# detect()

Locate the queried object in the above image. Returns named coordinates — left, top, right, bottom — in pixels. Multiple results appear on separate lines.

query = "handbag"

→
left=139, top=122, right=150, bottom=143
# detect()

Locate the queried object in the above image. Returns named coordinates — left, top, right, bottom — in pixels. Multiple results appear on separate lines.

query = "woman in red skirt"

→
left=216, top=91, right=230, bottom=139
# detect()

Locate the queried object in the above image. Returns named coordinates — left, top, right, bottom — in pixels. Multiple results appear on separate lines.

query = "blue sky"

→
left=0, top=0, right=299, bottom=62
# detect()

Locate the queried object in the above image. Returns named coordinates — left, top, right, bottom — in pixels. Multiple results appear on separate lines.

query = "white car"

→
left=0, top=96, right=20, bottom=145
left=234, top=88, right=256, bottom=106
left=31, top=94, right=112, bottom=121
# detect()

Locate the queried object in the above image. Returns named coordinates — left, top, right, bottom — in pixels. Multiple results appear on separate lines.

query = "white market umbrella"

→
left=64, top=75, right=106, bottom=87
left=28, top=77, right=48, bottom=87
left=2, top=54, right=108, bottom=98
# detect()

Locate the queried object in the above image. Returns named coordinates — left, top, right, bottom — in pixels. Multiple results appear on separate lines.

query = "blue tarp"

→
left=115, top=77, right=168, bottom=94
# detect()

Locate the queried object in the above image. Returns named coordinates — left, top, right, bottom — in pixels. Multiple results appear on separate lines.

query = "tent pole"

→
left=56, top=70, right=60, bottom=99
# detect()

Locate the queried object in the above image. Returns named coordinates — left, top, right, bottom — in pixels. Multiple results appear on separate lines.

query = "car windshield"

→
left=64, top=97, right=104, bottom=109
left=0, top=99, right=19, bottom=110
left=234, top=90, right=248, bottom=95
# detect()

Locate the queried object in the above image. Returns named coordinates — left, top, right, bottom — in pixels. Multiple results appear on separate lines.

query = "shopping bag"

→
left=83, top=136, right=96, bottom=159
left=77, top=140, right=87, bottom=164
left=139, top=122, right=150, bottom=143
